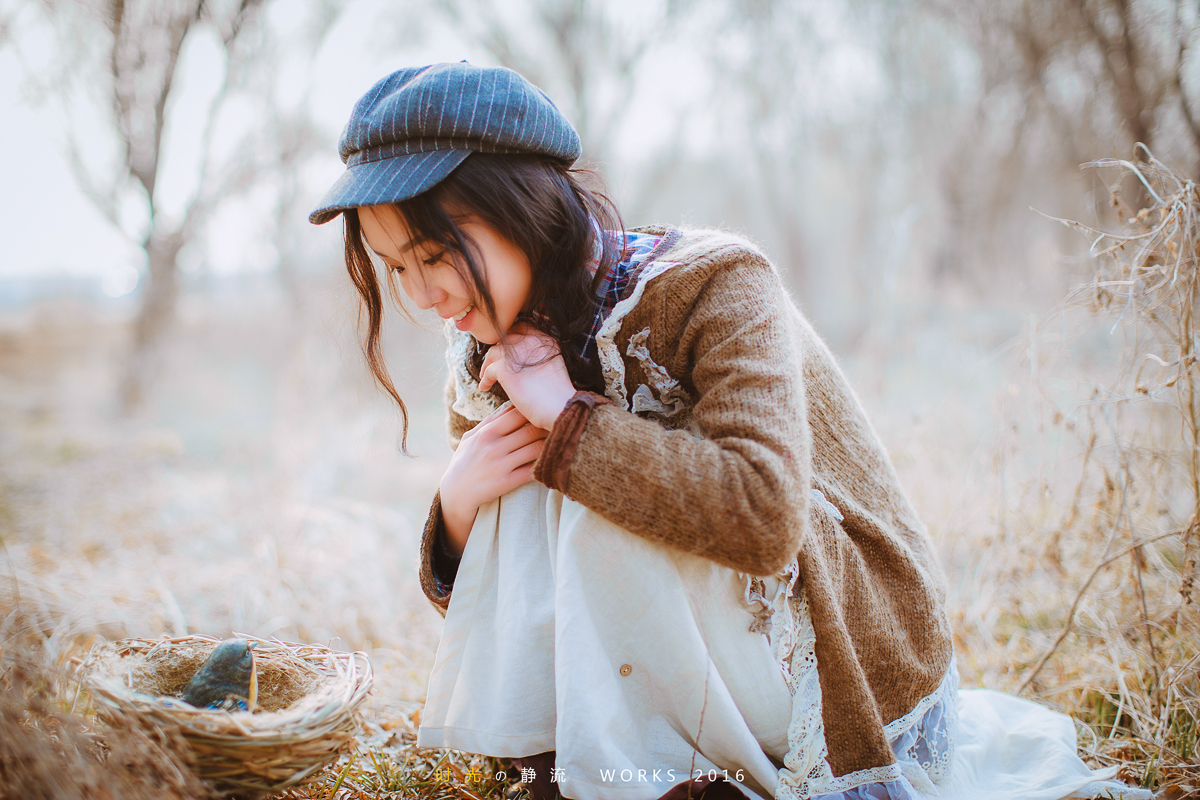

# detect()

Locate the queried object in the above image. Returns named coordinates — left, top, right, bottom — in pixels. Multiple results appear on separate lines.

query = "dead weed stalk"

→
left=1024, top=146, right=1200, bottom=787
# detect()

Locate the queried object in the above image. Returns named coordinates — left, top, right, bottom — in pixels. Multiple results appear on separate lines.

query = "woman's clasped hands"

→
left=438, top=324, right=578, bottom=555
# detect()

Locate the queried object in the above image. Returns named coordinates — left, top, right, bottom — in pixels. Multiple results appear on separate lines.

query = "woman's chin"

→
left=469, top=331, right=499, bottom=346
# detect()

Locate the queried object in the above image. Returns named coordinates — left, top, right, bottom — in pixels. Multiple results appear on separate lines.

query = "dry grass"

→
left=271, top=713, right=527, bottom=800
left=2, top=155, right=1199, bottom=797
left=0, top=613, right=207, bottom=800
left=921, top=149, right=1200, bottom=794
left=0, top=289, right=460, bottom=797
left=1026, top=150, right=1200, bottom=788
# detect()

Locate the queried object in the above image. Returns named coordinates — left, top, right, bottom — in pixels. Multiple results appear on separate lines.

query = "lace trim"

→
left=883, top=660, right=958, bottom=741
left=798, top=764, right=906, bottom=797
left=775, top=590, right=831, bottom=798
left=744, top=513, right=957, bottom=800
left=626, top=327, right=691, bottom=418
left=931, top=671, right=959, bottom=783
left=743, top=560, right=802, bottom=673
left=595, top=261, right=679, bottom=409
left=891, top=666, right=959, bottom=791
left=446, top=322, right=502, bottom=422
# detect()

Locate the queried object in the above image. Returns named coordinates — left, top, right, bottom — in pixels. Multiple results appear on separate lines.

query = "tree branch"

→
left=106, top=0, right=134, bottom=187
left=1171, top=2, right=1200, bottom=170
left=138, top=4, right=203, bottom=206
left=182, top=0, right=267, bottom=237
left=64, top=133, right=121, bottom=229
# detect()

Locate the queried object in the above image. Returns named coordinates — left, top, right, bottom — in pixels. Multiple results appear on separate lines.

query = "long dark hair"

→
left=342, top=153, right=623, bottom=450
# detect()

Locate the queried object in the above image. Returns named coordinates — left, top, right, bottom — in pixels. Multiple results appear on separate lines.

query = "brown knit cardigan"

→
left=417, top=226, right=954, bottom=782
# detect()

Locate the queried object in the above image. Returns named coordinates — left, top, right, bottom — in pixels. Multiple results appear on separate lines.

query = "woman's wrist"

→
left=439, top=485, right=478, bottom=557
left=534, top=391, right=613, bottom=494
left=538, top=384, right=579, bottom=430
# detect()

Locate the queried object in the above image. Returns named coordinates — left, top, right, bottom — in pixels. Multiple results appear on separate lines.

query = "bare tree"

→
left=705, top=0, right=934, bottom=337
left=704, top=1, right=826, bottom=299
left=229, top=0, right=341, bottom=308
left=0, top=5, right=13, bottom=45
left=929, top=0, right=1200, bottom=284
left=35, top=0, right=268, bottom=411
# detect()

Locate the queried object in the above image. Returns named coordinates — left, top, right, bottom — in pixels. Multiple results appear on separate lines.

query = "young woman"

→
left=310, top=63, right=1149, bottom=800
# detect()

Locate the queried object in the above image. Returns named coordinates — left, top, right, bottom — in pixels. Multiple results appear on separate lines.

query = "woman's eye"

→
left=423, top=251, right=446, bottom=267
left=389, top=263, right=406, bottom=274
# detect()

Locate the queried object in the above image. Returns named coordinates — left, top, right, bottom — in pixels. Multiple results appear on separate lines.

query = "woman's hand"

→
left=478, top=324, right=577, bottom=431
left=439, top=404, right=548, bottom=556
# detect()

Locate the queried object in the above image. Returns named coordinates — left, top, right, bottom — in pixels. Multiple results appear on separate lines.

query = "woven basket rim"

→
left=81, top=633, right=373, bottom=741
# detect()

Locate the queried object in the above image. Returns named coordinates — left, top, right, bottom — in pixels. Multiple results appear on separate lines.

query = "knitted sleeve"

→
left=418, top=491, right=455, bottom=615
left=534, top=253, right=812, bottom=576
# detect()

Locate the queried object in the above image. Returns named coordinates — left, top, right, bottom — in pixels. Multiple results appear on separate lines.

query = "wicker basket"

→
left=81, top=634, right=372, bottom=795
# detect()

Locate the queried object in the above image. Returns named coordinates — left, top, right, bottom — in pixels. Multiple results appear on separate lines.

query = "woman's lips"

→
left=454, top=305, right=474, bottom=331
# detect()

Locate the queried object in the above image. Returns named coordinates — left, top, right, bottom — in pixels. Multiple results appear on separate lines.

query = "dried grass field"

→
left=1, top=164, right=1197, bottom=797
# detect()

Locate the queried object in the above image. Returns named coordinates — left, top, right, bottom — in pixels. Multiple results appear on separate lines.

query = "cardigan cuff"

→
left=418, top=490, right=457, bottom=612
left=533, top=391, right=612, bottom=495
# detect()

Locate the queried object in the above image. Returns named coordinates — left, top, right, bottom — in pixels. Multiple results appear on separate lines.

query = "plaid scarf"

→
left=519, top=229, right=663, bottom=363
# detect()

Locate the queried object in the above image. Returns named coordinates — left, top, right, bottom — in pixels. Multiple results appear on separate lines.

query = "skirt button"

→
left=620, top=664, right=632, bottom=676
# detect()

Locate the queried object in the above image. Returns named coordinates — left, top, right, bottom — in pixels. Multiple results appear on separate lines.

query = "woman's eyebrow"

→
left=368, top=240, right=416, bottom=263
left=365, top=244, right=391, bottom=263
left=389, top=240, right=425, bottom=260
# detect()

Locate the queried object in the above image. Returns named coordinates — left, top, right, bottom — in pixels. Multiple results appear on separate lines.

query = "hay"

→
left=80, top=634, right=372, bottom=795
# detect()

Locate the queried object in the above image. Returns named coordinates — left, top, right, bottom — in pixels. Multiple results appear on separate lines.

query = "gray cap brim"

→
left=308, top=149, right=472, bottom=225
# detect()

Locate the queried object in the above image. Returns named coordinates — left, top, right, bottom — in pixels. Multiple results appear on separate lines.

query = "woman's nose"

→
left=402, top=273, right=445, bottom=310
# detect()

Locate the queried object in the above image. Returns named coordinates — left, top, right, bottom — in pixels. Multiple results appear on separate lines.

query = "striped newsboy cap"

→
left=309, top=62, right=582, bottom=225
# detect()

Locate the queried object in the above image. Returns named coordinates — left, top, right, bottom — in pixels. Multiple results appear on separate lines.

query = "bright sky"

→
left=0, top=0, right=882, bottom=293
left=0, top=49, right=135, bottom=283
left=0, top=0, right=438, bottom=287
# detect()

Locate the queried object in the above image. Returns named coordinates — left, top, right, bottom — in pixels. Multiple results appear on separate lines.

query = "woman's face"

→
left=358, top=204, right=533, bottom=345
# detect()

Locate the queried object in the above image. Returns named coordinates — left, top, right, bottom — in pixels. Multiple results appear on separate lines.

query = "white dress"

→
left=416, top=481, right=1150, bottom=800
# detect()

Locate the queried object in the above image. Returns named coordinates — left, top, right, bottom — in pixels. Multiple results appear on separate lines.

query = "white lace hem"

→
left=806, top=764, right=906, bottom=797
left=744, top=518, right=957, bottom=800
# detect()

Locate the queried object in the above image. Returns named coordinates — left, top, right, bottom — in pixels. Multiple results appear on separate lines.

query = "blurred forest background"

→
left=1, top=0, right=1199, bottom=796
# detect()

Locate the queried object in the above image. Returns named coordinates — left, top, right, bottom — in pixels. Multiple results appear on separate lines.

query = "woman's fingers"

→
left=481, top=402, right=513, bottom=422
left=478, top=359, right=498, bottom=391
left=478, top=339, right=525, bottom=392
left=468, top=403, right=521, bottom=435
left=484, top=422, right=545, bottom=467
left=478, top=343, right=506, bottom=391
left=462, top=403, right=511, bottom=439
left=478, top=405, right=532, bottom=437
left=445, top=412, right=545, bottom=507
left=477, top=329, right=560, bottom=393
left=507, top=420, right=548, bottom=447
left=497, top=460, right=538, bottom=495
left=504, top=438, right=546, bottom=471
left=474, top=333, right=575, bottom=430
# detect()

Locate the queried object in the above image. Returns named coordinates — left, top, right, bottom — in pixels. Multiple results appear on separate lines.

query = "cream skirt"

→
left=417, top=482, right=1150, bottom=800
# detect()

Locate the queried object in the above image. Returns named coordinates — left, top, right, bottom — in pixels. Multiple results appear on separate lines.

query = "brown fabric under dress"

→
left=418, top=226, right=954, bottom=784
